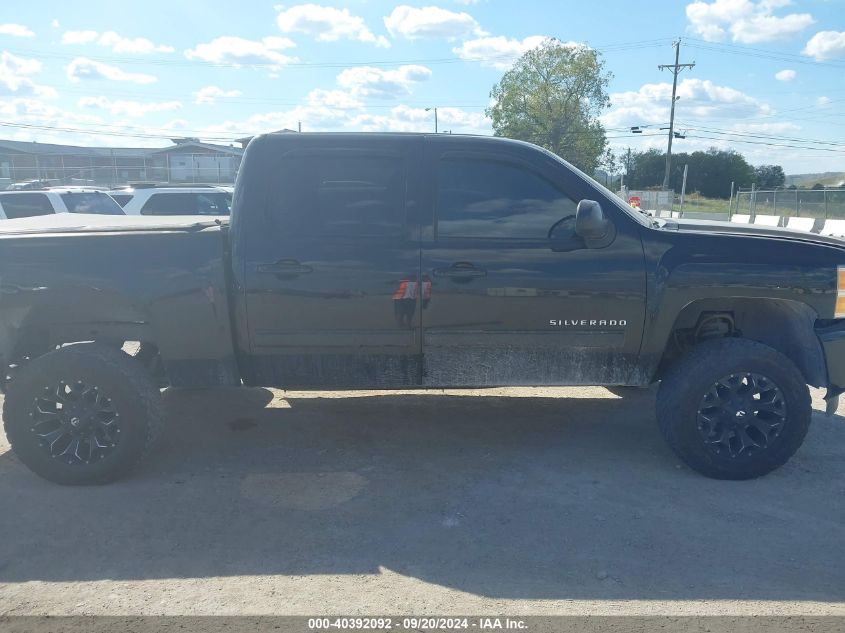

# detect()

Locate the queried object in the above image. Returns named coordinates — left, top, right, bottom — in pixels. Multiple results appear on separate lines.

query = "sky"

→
left=0, top=0, right=844, bottom=174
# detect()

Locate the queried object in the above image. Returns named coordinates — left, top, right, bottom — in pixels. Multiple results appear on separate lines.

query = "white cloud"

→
left=817, top=96, right=831, bottom=107
left=78, top=96, right=182, bottom=117
left=306, top=88, right=363, bottom=109
left=50, top=19, right=59, bottom=29
left=185, top=36, right=297, bottom=68
left=803, top=31, right=845, bottom=61
left=0, top=52, right=56, bottom=98
left=197, top=97, right=488, bottom=138
left=603, top=78, right=773, bottom=130
left=66, top=58, right=157, bottom=84
left=62, top=30, right=174, bottom=53
left=0, top=97, right=173, bottom=148
left=686, top=0, right=814, bottom=43
left=62, top=30, right=98, bottom=44
left=193, top=85, right=243, bottom=105
left=384, top=5, right=484, bottom=40
left=774, top=68, right=796, bottom=81
left=0, top=23, right=35, bottom=38
left=453, top=35, right=550, bottom=69
left=97, top=31, right=174, bottom=54
left=353, top=105, right=490, bottom=134
left=337, top=64, right=432, bottom=99
left=276, top=4, right=389, bottom=47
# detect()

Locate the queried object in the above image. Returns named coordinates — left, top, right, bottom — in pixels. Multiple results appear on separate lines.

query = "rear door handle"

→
left=433, top=262, right=487, bottom=280
left=257, top=259, right=313, bottom=276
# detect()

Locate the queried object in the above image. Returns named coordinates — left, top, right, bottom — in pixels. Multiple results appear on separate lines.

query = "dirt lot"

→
left=0, top=385, right=843, bottom=616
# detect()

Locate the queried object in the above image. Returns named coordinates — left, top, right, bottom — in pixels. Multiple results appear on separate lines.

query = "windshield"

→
left=60, top=192, right=125, bottom=215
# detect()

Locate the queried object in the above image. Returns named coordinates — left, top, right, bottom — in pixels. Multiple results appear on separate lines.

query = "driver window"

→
left=436, top=158, right=577, bottom=239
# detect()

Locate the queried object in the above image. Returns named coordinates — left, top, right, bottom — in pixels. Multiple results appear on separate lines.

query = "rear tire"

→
left=656, top=338, right=811, bottom=480
left=3, top=343, right=162, bottom=485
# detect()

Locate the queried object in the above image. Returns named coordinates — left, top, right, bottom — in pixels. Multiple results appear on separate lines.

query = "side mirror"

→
left=575, top=200, right=616, bottom=248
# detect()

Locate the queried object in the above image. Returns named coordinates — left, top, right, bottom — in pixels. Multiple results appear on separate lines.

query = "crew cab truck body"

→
left=1, top=132, right=845, bottom=484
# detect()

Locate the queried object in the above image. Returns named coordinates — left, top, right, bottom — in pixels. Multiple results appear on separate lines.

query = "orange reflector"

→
left=837, top=293, right=845, bottom=319
left=838, top=265, right=845, bottom=317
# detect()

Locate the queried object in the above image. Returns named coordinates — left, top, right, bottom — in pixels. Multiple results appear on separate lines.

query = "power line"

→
left=682, top=133, right=845, bottom=153
left=3, top=38, right=673, bottom=71
left=685, top=38, right=845, bottom=69
left=0, top=119, right=654, bottom=143
left=677, top=123, right=845, bottom=148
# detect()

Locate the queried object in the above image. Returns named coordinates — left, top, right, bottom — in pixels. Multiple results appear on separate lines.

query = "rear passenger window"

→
left=195, top=193, right=230, bottom=215
left=60, top=192, right=124, bottom=215
left=140, top=193, right=189, bottom=215
left=0, top=193, right=54, bottom=219
left=140, top=192, right=229, bottom=216
left=436, top=158, right=577, bottom=239
left=267, top=153, right=404, bottom=236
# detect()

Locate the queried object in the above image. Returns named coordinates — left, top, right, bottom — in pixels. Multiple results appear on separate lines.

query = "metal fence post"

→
left=751, top=183, right=756, bottom=220
left=796, top=187, right=799, bottom=217
left=728, top=181, right=735, bottom=218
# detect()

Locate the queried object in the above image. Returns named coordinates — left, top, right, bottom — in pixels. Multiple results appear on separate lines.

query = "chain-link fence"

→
left=0, top=152, right=241, bottom=189
left=618, top=188, right=675, bottom=214
left=733, top=188, right=845, bottom=219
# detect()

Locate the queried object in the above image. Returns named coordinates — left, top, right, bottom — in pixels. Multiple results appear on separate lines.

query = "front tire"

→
left=3, top=344, right=162, bottom=485
left=656, top=338, right=811, bottom=480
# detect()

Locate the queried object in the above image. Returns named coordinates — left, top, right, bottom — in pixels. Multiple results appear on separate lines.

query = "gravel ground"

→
left=0, top=385, right=843, bottom=616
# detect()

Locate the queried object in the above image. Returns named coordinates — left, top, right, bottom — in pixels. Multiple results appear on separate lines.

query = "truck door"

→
left=420, top=142, right=647, bottom=386
left=240, top=137, right=422, bottom=387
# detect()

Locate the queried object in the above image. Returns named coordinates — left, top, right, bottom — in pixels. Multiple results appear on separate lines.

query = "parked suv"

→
left=0, top=188, right=125, bottom=219
left=110, top=185, right=231, bottom=216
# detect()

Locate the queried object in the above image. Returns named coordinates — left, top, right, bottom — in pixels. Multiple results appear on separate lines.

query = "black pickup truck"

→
left=2, top=132, right=844, bottom=484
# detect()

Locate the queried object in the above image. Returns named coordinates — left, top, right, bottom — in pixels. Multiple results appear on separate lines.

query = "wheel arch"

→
left=657, top=297, right=826, bottom=387
left=8, top=296, right=153, bottom=358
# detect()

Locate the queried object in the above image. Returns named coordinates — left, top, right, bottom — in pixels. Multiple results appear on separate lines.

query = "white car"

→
left=109, top=186, right=231, bottom=216
left=0, top=188, right=125, bottom=220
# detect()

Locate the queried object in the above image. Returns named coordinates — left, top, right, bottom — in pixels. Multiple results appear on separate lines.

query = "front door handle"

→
left=433, top=262, right=487, bottom=280
left=257, top=259, right=313, bottom=276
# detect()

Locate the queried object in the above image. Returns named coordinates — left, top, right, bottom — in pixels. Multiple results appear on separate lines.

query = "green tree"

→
left=754, top=164, right=786, bottom=189
left=487, top=39, right=612, bottom=174
left=625, top=149, right=665, bottom=189
left=625, top=147, right=754, bottom=198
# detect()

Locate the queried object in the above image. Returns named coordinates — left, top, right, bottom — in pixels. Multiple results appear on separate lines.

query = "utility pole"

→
left=658, top=39, right=695, bottom=191
left=426, top=107, right=438, bottom=133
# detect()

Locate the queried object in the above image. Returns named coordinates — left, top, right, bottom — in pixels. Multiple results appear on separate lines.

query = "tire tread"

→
left=656, top=337, right=811, bottom=479
left=2, top=343, right=162, bottom=484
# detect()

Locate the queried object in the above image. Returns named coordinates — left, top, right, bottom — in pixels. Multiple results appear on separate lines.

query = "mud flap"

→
left=824, top=387, right=843, bottom=417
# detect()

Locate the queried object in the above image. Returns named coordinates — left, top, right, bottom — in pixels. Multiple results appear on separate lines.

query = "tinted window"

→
left=0, top=193, right=54, bottom=219
left=110, top=194, right=132, bottom=207
left=267, top=153, right=404, bottom=236
left=194, top=193, right=230, bottom=215
left=140, top=192, right=230, bottom=216
left=60, top=192, right=125, bottom=215
left=436, top=158, right=577, bottom=239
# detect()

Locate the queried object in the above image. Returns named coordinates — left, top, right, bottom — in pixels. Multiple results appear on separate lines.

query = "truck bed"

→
left=0, top=213, right=228, bottom=236
left=0, top=213, right=238, bottom=387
